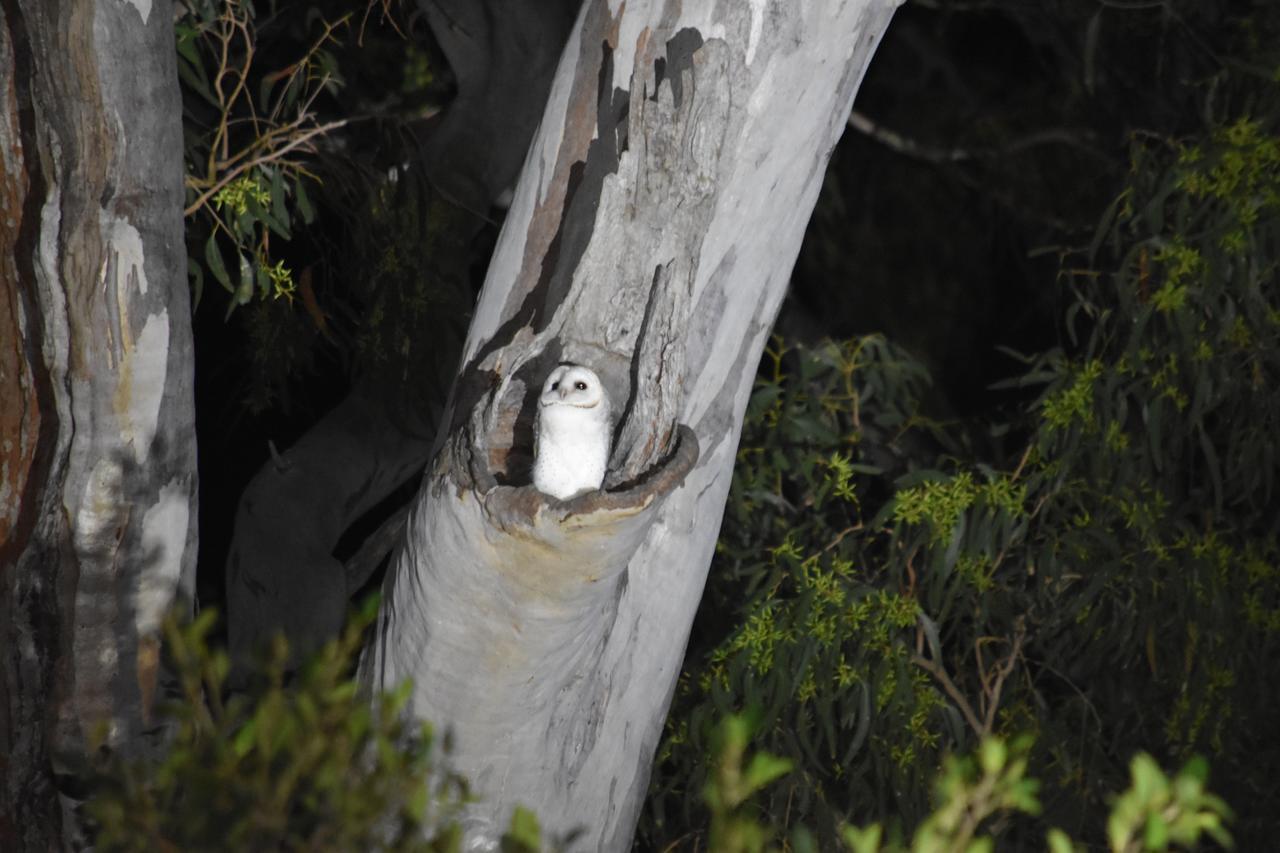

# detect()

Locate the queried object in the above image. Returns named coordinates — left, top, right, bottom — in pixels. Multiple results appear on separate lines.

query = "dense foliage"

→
left=88, top=604, right=466, bottom=851
left=707, top=716, right=1231, bottom=853
left=641, top=21, right=1280, bottom=851
left=87, top=617, right=1233, bottom=853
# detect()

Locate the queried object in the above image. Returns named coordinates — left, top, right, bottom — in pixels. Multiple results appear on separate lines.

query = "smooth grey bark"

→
left=0, top=1, right=195, bottom=848
left=361, top=1, right=899, bottom=849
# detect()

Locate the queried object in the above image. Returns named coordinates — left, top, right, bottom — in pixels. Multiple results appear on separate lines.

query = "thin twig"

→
left=821, top=523, right=863, bottom=553
left=184, top=119, right=347, bottom=217
left=1009, top=443, right=1033, bottom=482
left=977, top=622, right=1026, bottom=734
left=912, top=653, right=985, bottom=737
left=847, top=109, right=1110, bottom=165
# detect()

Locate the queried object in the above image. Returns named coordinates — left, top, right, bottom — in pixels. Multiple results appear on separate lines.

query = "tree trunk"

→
left=225, top=385, right=435, bottom=678
left=360, top=1, right=899, bottom=849
left=0, top=1, right=195, bottom=848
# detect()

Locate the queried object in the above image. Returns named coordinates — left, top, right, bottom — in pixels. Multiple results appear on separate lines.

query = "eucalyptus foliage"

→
left=174, top=0, right=474, bottom=418
left=702, top=715, right=1231, bottom=853
left=643, top=81, right=1279, bottom=852
left=87, top=604, right=466, bottom=852
left=177, top=0, right=346, bottom=312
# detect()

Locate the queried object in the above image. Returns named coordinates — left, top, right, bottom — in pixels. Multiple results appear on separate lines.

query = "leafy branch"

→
left=177, top=0, right=351, bottom=307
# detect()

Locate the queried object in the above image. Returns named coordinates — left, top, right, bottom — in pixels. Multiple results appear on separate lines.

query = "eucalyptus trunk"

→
left=359, top=1, right=899, bottom=848
left=0, top=1, right=196, bottom=848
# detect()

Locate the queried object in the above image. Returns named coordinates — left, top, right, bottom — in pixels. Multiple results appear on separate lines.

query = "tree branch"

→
left=184, top=119, right=347, bottom=217
left=846, top=109, right=1110, bottom=165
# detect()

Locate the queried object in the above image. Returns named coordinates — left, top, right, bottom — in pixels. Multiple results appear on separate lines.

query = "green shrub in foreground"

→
left=87, top=603, right=465, bottom=852
left=705, top=714, right=1232, bottom=853
left=86, top=614, right=1232, bottom=853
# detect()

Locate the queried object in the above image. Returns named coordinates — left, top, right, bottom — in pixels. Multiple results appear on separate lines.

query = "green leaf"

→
left=226, top=252, right=253, bottom=318
left=270, top=167, right=290, bottom=234
left=742, top=751, right=793, bottom=797
left=232, top=720, right=257, bottom=757
left=282, top=74, right=302, bottom=113
left=1144, top=813, right=1170, bottom=849
left=1176, top=755, right=1209, bottom=790
left=174, top=22, right=201, bottom=66
left=258, top=71, right=281, bottom=113
left=500, top=805, right=541, bottom=853
left=174, top=27, right=217, bottom=108
left=407, top=782, right=430, bottom=824
left=1130, top=753, right=1167, bottom=803
left=1046, top=828, right=1075, bottom=853
left=842, top=823, right=882, bottom=853
left=295, top=177, right=316, bottom=224
left=236, top=253, right=255, bottom=304
left=204, top=235, right=232, bottom=293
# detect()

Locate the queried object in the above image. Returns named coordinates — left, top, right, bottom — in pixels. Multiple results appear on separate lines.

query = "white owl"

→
left=532, top=364, right=612, bottom=500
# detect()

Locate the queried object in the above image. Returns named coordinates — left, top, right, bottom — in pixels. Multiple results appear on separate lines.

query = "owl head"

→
left=539, top=363, right=609, bottom=412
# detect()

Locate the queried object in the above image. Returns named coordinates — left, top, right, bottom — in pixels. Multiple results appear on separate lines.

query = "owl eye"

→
left=550, top=381, right=560, bottom=390
left=574, top=381, right=588, bottom=391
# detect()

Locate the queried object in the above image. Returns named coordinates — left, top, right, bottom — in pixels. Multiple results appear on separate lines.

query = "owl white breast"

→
left=532, top=364, right=612, bottom=500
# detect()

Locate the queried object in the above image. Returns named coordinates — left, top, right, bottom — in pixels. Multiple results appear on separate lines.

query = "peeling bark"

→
left=0, top=1, right=195, bottom=848
left=363, top=1, right=899, bottom=849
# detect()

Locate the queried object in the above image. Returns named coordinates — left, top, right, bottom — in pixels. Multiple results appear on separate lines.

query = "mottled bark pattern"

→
left=0, top=1, right=196, bottom=848
left=364, top=0, right=899, bottom=850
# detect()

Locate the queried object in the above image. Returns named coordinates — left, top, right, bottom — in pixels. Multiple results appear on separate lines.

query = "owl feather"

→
left=533, top=364, right=612, bottom=500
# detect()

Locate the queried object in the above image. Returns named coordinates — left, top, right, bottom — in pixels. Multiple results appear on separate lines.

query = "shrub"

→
left=706, top=715, right=1232, bottom=853
left=644, top=90, right=1279, bottom=850
left=87, top=602, right=466, bottom=852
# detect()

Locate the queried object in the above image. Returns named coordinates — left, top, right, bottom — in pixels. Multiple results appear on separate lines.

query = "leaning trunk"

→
left=360, top=0, right=898, bottom=848
left=0, top=1, right=196, bottom=848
